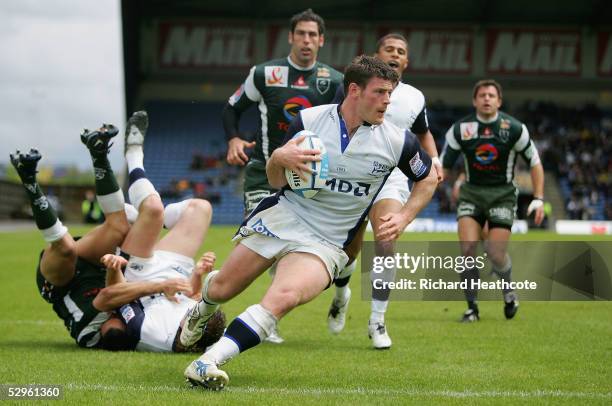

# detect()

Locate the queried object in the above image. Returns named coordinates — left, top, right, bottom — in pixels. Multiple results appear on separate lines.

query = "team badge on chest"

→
left=316, top=78, right=331, bottom=95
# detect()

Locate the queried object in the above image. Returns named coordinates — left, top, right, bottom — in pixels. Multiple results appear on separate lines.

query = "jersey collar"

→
left=287, top=55, right=316, bottom=71
left=476, top=112, right=499, bottom=123
left=337, top=105, right=372, bottom=153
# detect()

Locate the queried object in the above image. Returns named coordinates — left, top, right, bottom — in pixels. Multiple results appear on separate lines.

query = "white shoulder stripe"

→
left=243, top=66, right=261, bottom=102
left=445, top=126, right=461, bottom=150
left=513, top=124, right=530, bottom=151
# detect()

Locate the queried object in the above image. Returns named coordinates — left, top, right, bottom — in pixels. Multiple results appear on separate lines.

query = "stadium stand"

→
left=140, top=101, right=610, bottom=224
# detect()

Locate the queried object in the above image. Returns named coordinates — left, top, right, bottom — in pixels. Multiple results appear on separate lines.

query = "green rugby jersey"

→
left=441, top=111, right=540, bottom=186
left=226, top=57, right=343, bottom=162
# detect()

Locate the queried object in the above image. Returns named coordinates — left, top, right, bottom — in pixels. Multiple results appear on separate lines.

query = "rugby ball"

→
left=284, top=130, right=329, bottom=198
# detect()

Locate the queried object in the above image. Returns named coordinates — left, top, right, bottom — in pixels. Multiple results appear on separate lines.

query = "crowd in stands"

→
left=516, top=102, right=610, bottom=220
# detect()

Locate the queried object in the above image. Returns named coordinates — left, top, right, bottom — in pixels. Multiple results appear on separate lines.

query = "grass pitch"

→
left=0, top=226, right=610, bottom=405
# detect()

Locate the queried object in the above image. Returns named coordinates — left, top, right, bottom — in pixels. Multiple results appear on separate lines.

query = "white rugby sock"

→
left=164, top=199, right=191, bottom=229
left=42, top=219, right=68, bottom=243
left=205, top=304, right=277, bottom=365
left=125, top=146, right=144, bottom=173
left=370, top=299, right=389, bottom=323
left=97, top=189, right=125, bottom=214
left=124, top=203, right=138, bottom=224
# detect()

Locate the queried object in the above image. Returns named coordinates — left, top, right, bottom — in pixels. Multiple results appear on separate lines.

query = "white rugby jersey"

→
left=334, top=82, right=430, bottom=134
left=385, top=82, right=429, bottom=133
left=117, top=294, right=195, bottom=352
left=245, top=104, right=432, bottom=249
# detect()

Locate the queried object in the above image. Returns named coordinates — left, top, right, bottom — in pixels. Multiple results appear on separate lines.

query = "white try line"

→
left=63, top=383, right=612, bottom=399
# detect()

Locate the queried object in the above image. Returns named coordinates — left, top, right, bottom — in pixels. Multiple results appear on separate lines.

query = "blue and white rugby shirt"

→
left=274, top=103, right=432, bottom=249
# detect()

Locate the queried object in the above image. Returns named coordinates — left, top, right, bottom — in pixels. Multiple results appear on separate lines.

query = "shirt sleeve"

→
left=397, top=130, right=432, bottom=181
left=410, top=105, right=430, bottom=135
left=513, top=124, right=541, bottom=167
left=223, top=66, right=261, bottom=140
left=440, top=125, right=462, bottom=169
left=116, top=301, right=145, bottom=349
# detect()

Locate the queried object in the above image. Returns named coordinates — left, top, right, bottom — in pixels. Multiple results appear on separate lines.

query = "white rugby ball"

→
left=284, top=130, right=329, bottom=198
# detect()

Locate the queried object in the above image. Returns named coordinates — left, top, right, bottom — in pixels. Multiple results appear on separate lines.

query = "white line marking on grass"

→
left=0, top=320, right=61, bottom=325
left=63, top=383, right=612, bottom=399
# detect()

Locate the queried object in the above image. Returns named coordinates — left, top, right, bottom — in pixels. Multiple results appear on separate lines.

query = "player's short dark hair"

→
left=473, top=79, right=503, bottom=99
left=99, top=328, right=137, bottom=351
left=375, top=33, right=409, bottom=53
left=343, top=55, right=399, bottom=91
left=290, top=8, right=325, bottom=35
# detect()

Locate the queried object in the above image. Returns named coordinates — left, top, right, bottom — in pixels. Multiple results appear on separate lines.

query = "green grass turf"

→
left=0, top=226, right=610, bottom=405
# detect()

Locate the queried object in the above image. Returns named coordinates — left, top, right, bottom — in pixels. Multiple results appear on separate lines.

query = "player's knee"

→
left=460, top=241, right=478, bottom=257
left=266, top=288, right=300, bottom=316
left=139, top=196, right=164, bottom=222
left=105, top=215, right=130, bottom=239
left=188, top=198, right=212, bottom=221
left=50, top=237, right=77, bottom=260
left=486, top=250, right=507, bottom=268
left=207, top=277, right=233, bottom=303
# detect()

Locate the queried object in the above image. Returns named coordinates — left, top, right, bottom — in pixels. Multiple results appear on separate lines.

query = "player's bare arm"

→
left=377, top=166, right=437, bottom=241
left=266, top=134, right=320, bottom=187
left=95, top=253, right=192, bottom=311
left=93, top=278, right=192, bottom=312
left=190, top=251, right=216, bottom=301
left=527, top=163, right=545, bottom=225
left=416, top=130, right=443, bottom=182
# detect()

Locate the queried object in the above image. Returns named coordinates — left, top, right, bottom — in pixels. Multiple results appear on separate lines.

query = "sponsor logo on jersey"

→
left=481, top=127, right=494, bottom=139
left=475, top=143, right=498, bottom=164
left=317, top=67, right=331, bottom=77
left=325, top=178, right=372, bottom=197
left=282, top=95, right=312, bottom=121
left=460, top=122, right=478, bottom=140
left=316, top=78, right=331, bottom=95
left=370, top=161, right=391, bottom=176
left=229, top=84, right=245, bottom=104
left=265, top=66, right=288, bottom=87
left=291, top=75, right=309, bottom=89
left=409, top=152, right=427, bottom=177
left=499, top=119, right=511, bottom=142
left=120, top=304, right=136, bottom=323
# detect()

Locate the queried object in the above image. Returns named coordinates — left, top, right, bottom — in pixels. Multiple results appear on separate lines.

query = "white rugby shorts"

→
left=124, top=250, right=194, bottom=283
left=234, top=202, right=349, bottom=281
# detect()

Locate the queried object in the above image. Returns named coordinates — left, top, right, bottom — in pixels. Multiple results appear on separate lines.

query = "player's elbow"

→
left=421, top=167, right=438, bottom=190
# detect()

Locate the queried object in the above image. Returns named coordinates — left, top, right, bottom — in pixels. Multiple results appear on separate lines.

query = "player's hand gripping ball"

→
left=284, top=130, right=329, bottom=198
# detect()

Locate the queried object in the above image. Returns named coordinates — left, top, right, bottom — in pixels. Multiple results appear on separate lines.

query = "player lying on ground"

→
left=93, top=111, right=225, bottom=352
left=10, top=114, right=223, bottom=350
left=180, top=55, right=438, bottom=390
